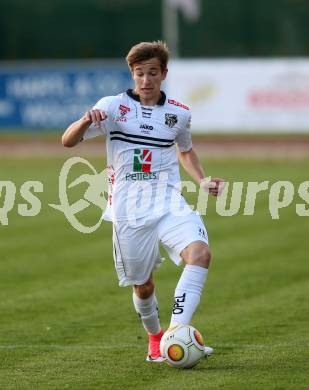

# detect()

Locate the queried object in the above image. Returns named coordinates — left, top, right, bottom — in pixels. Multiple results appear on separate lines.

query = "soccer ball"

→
left=160, top=324, right=205, bottom=368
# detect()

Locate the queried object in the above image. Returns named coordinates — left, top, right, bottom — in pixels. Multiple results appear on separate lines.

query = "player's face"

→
left=132, top=58, right=167, bottom=105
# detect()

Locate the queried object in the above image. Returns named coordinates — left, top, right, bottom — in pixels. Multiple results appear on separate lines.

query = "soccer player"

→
left=62, top=41, right=224, bottom=362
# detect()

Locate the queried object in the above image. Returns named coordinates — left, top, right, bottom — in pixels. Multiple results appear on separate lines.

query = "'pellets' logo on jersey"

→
left=165, top=113, right=178, bottom=128
left=125, top=149, right=158, bottom=180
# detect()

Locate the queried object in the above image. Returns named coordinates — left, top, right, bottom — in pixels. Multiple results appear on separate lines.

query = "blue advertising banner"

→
left=0, top=62, right=132, bottom=130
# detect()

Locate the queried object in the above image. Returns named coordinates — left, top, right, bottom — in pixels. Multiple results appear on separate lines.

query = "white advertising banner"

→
left=167, top=59, right=309, bottom=132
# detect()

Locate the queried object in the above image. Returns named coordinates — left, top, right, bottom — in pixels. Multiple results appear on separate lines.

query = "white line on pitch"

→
left=0, top=343, right=307, bottom=350
left=0, top=344, right=143, bottom=350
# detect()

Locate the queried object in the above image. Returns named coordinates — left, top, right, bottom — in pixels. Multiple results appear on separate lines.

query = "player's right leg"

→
left=133, top=275, right=165, bottom=362
left=112, top=221, right=165, bottom=362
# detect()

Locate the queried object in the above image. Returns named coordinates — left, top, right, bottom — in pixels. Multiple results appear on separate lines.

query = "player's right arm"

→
left=62, top=109, right=107, bottom=147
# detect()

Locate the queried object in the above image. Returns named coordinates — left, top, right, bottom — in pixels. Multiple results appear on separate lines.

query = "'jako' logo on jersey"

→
left=140, top=124, right=153, bottom=131
left=125, top=149, right=158, bottom=180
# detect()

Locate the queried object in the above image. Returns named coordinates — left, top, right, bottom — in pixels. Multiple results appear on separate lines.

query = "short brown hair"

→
left=126, top=41, right=170, bottom=71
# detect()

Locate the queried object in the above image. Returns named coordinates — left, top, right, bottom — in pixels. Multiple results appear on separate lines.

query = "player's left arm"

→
left=176, top=111, right=224, bottom=197
left=178, top=147, right=204, bottom=184
left=178, top=148, right=224, bottom=197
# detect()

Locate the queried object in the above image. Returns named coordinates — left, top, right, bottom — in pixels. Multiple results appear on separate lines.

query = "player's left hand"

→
left=200, top=177, right=225, bottom=197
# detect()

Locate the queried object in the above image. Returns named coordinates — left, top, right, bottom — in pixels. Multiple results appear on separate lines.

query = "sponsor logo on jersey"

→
left=168, top=99, right=189, bottom=110
left=198, top=227, right=206, bottom=239
left=165, top=113, right=178, bottom=128
left=116, top=104, right=131, bottom=122
left=134, top=148, right=152, bottom=173
left=119, top=104, right=131, bottom=116
left=107, top=165, right=115, bottom=205
left=125, top=149, right=158, bottom=180
left=125, top=172, right=158, bottom=180
left=140, top=124, right=153, bottom=131
left=116, top=117, right=127, bottom=122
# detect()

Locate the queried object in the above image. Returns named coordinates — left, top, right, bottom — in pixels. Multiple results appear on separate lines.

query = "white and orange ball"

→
left=160, top=325, right=205, bottom=368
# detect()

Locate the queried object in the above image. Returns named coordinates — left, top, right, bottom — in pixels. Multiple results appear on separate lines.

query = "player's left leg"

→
left=170, top=242, right=214, bottom=356
left=169, top=241, right=214, bottom=356
left=158, top=211, right=214, bottom=356
left=170, top=241, right=210, bottom=328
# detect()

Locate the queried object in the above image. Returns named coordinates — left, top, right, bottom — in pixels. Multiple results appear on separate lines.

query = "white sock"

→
left=170, top=264, right=208, bottom=327
left=132, top=292, right=161, bottom=335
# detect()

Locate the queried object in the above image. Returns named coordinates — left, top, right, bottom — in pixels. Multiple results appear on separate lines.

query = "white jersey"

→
left=84, top=89, right=192, bottom=222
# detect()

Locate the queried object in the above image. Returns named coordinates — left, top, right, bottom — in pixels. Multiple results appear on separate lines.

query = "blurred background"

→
left=0, top=0, right=309, bottom=134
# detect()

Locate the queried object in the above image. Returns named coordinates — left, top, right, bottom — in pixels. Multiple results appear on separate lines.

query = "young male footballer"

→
left=62, top=41, right=224, bottom=362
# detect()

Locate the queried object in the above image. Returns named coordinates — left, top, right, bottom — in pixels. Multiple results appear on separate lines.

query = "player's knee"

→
left=133, top=278, right=154, bottom=299
left=202, top=246, right=212, bottom=267
left=187, top=245, right=211, bottom=268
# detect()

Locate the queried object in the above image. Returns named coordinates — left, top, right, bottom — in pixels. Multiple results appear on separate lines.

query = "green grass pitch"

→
left=0, top=155, right=308, bottom=389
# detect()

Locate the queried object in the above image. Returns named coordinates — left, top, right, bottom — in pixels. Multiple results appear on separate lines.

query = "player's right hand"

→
left=84, top=109, right=107, bottom=129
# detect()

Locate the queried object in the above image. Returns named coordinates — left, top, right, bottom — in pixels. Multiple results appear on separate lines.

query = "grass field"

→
left=0, top=153, right=309, bottom=389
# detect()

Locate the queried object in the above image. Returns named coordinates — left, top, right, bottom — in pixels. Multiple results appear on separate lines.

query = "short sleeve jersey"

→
left=84, top=89, right=192, bottom=222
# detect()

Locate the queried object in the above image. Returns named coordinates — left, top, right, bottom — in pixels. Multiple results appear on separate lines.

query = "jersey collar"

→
left=126, top=88, right=166, bottom=106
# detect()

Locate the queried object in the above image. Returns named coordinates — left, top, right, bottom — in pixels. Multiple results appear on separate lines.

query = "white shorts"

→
left=112, top=211, right=208, bottom=287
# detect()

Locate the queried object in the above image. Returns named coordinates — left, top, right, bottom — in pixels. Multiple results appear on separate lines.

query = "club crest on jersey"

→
left=116, top=104, right=131, bottom=122
left=165, top=113, right=178, bottom=128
